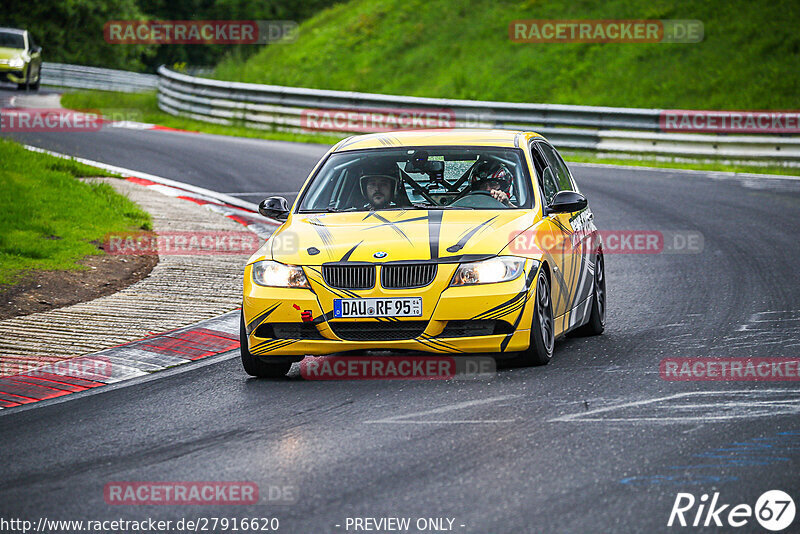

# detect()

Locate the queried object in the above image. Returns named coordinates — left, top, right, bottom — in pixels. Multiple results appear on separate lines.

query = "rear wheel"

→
left=240, top=312, right=293, bottom=378
left=507, top=270, right=554, bottom=367
left=575, top=252, right=606, bottom=336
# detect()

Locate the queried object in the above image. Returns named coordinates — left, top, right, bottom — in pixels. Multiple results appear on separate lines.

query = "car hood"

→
left=0, top=48, right=24, bottom=61
left=263, top=209, right=537, bottom=265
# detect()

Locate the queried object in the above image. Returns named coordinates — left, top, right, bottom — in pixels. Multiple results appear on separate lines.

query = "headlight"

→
left=451, top=257, right=526, bottom=286
left=8, top=58, right=25, bottom=68
left=251, top=260, right=309, bottom=288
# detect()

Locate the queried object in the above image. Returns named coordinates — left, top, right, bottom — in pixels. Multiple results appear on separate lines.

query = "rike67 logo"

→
left=668, top=490, right=795, bottom=531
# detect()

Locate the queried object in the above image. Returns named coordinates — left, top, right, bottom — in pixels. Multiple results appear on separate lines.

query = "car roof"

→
left=333, top=129, right=543, bottom=152
left=0, top=28, right=26, bottom=35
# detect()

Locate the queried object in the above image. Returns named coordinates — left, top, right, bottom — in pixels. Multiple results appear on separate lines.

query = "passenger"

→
left=470, top=161, right=515, bottom=206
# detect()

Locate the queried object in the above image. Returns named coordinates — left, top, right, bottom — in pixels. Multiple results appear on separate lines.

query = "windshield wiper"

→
left=299, top=207, right=357, bottom=213
left=411, top=203, right=475, bottom=210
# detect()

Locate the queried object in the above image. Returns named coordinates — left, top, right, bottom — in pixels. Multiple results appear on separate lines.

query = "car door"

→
left=528, top=141, right=573, bottom=325
left=548, top=144, right=596, bottom=327
left=26, top=33, right=42, bottom=81
left=533, top=141, right=589, bottom=331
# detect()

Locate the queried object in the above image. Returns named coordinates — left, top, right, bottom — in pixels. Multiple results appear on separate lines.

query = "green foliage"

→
left=0, top=139, right=151, bottom=285
left=214, top=0, right=800, bottom=110
left=3, top=0, right=156, bottom=70
left=2, top=0, right=343, bottom=72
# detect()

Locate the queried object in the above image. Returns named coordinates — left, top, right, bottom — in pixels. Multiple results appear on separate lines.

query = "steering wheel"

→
left=450, top=189, right=508, bottom=208
left=467, top=190, right=497, bottom=198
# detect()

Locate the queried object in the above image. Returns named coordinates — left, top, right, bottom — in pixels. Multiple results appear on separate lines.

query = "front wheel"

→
left=240, top=312, right=293, bottom=378
left=507, top=269, right=555, bottom=367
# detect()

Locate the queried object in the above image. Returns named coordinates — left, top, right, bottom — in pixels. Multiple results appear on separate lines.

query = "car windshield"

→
left=298, top=147, right=532, bottom=212
left=0, top=32, right=25, bottom=49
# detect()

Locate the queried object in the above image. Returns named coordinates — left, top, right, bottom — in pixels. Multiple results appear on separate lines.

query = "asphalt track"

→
left=1, top=88, right=800, bottom=533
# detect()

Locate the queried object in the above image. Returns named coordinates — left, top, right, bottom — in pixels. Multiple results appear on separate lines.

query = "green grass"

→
left=0, top=139, right=152, bottom=285
left=214, top=0, right=799, bottom=110
left=60, top=90, right=346, bottom=145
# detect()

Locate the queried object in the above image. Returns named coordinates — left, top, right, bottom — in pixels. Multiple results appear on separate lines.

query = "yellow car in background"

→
left=0, top=27, right=42, bottom=91
left=241, top=129, right=606, bottom=377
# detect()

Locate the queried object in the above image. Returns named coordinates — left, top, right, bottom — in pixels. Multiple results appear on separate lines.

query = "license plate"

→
left=333, top=297, right=422, bottom=318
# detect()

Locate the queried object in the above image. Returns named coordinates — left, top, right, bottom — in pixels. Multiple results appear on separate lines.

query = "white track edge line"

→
left=22, top=144, right=260, bottom=211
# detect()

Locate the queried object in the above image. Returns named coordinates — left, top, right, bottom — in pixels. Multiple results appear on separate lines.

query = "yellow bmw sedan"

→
left=241, top=129, right=605, bottom=377
left=0, top=28, right=42, bottom=91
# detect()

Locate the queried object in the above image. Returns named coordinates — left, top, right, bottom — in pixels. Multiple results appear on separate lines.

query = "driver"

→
left=470, top=161, right=515, bottom=206
left=360, top=174, right=399, bottom=209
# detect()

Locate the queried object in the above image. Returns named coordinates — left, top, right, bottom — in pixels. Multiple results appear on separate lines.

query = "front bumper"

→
left=242, top=261, right=539, bottom=357
left=0, top=67, right=26, bottom=83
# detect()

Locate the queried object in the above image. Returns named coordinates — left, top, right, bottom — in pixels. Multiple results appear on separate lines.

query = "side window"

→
left=538, top=142, right=573, bottom=192
left=540, top=167, right=558, bottom=205
left=29, top=34, right=38, bottom=50
left=530, top=142, right=558, bottom=205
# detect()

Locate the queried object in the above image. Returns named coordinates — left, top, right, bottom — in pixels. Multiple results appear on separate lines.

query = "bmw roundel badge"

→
left=373, top=251, right=388, bottom=259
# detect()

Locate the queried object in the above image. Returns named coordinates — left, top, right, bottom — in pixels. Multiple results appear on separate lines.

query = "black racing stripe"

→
left=362, top=213, right=412, bottom=243
left=340, top=241, right=363, bottom=262
left=420, top=334, right=460, bottom=351
left=246, top=303, right=281, bottom=336
left=306, top=271, right=361, bottom=299
left=482, top=299, right=527, bottom=321
left=471, top=291, right=527, bottom=320
left=480, top=266, right=538, bottom=321
left=412, top=338, right=452, bottom=354
left=526, top=266, right=537, bottom=286
left=308, top=216, right=336, bottom=258
left=446, top=215, right=499, bottom=253
left=251, top=340, right=298, bottom=355
left=500, top=299, right=528, bottom=352
left=311, top=309, right=337, bottom=325
left=428, top=210, right=444, bottom=260
left=250, top=337, right=295, bottom=351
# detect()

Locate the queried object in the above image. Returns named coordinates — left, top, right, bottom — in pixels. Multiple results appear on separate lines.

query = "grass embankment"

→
left=0, top=139, right=152, bottom=285
left=214, top=0, right=799, bottom=110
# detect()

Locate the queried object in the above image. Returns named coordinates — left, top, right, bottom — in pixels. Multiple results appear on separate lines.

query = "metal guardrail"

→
left=42, top=62, right=157, bottom=93
left=155, top=65, right=798, bottom=165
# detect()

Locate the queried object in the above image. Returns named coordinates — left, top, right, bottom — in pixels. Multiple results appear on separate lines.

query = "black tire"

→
left=240, top=312, right=293, bottom=378
left=31, top=75, right=40, bottom=91
left=507, top=269, right=555, bottom=367
left=574, top=252, right=606, bottom=336
left=17, top=80, right=29, bottom=91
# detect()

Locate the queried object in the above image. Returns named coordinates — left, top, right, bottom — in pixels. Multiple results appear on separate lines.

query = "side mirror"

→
left=546, top=191, right=587, bottom=214
left=259, top=196, right=290, bottom=220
